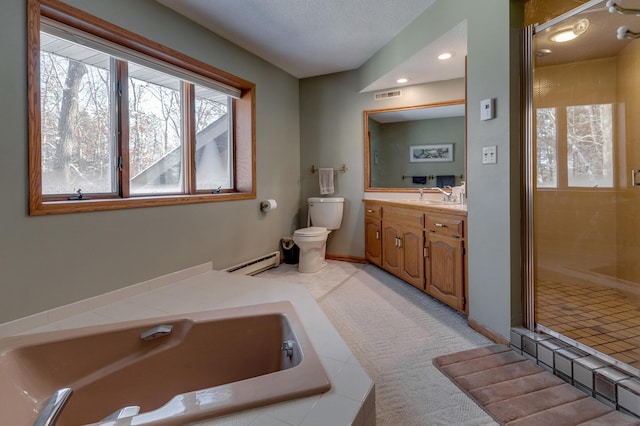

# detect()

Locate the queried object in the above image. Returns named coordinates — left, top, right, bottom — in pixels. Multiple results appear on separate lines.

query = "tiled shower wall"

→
left=510, top=327, right=640, bottom=418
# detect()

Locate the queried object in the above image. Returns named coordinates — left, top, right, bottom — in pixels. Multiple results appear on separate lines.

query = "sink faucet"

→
left=419, top=188, right=424, bottom=199
left=434, top=186, right=453, bottom=202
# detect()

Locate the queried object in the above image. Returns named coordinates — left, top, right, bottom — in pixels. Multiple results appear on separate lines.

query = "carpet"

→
left=433, top=344, right=640, bottom=425
left=317, top=264, right=497, bottom=425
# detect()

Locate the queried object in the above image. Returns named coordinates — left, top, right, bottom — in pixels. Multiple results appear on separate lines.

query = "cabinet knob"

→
left=367, top=209, right=374, bottom=213
left=435, top=223, right=446, bottom=228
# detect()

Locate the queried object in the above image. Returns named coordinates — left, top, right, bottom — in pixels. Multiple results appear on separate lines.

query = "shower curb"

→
left=510, top=327, right=640, bottom=419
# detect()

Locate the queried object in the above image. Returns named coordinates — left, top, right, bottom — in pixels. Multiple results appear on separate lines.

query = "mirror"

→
left=365, top=100, right=465, bottom=192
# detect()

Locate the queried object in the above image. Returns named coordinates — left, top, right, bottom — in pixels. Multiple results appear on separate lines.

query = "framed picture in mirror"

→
left=409, top=144, right=453, bottom=162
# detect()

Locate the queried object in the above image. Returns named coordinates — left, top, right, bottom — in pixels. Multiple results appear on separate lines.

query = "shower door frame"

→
left=522, top=0, right=610, bottom=332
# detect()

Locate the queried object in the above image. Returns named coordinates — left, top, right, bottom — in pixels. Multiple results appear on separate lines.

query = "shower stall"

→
left=526, top=0, right=640, bottom=370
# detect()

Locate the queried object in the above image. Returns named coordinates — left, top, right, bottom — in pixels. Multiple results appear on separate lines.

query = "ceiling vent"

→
left=374, top=89, right=402, bottom=101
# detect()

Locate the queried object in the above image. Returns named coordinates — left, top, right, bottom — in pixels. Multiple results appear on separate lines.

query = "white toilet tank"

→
left=308, top=197, right=344, bottom=230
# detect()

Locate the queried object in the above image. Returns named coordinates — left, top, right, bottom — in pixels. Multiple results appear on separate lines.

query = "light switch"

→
left=482, top=145, right=497, bottom=164
left=480, top=98, right=495, bottom=121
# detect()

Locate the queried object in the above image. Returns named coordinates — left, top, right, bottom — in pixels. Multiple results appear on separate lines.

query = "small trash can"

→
left=280, top=237, right=299, bottom=264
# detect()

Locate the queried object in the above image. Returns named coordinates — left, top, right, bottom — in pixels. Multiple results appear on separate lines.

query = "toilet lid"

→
left=294, top=226, right=327, bottom=236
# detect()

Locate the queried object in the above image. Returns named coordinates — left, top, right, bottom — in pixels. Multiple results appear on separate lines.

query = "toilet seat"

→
left=294, top=226, right=328, bottom=237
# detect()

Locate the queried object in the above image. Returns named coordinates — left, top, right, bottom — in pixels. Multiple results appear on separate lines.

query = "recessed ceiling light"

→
left=438, top=52, right=455, bottom=60
left=550, top=30, right=578, bottom=43
left=397, top=78, right=408, bottom=84
left=549, top=18, right=589, bottom=43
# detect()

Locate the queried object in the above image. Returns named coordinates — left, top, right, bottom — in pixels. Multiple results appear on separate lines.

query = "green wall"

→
left=300, top=0, right=524, bottom=339
left=299, top=77, right=464, bottom=256
left=1, top=0, right=526, bottom=340
left=0, top=0, right=301, bottom=323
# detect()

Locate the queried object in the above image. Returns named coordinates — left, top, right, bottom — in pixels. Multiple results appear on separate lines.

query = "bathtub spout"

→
left=101, top=405, right=140, bottom=421
left=34, top=387, right=72, bottom=426
left=140, top=324, right=173, bottom=341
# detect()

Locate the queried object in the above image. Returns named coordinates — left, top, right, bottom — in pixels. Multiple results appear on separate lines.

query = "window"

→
left=566, top=104, right=613, bottom=188
left=28, top=0, right=255, bottom=215
left=535, top=104, right=613, bottom=189
left=536, top=108, right=557, bottom=188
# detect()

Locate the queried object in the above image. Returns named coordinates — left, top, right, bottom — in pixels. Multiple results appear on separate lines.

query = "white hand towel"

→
left=319, top=168, right=334, bottom=195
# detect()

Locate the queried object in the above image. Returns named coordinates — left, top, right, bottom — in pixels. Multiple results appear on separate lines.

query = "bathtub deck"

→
left=0, top=266, right=375, bottom=426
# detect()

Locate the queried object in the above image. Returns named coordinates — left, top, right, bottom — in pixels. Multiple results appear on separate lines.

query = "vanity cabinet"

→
left=382, top=207, right=424, bottom=290
left=363, top=199, right=467, bottom=314
left=364, top=203, right=382, bottom=266
left=381, top=207, right=424, bottom=290
left=425, top=215, right=465, bottom=312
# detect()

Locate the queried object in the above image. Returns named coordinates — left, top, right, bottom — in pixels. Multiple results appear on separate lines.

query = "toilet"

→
left=293, top=197, right=344, bottom=273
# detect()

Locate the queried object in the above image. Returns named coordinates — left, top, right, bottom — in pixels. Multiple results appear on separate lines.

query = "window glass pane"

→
left=128, top=63, right=183, bottom=195
left=566, top=104, right=613, bottom=188
left=40, top=32, right=115, bottom=195
left=536, top=107, right=558, bottom=188
left=194, top=85, right=232, bottom=191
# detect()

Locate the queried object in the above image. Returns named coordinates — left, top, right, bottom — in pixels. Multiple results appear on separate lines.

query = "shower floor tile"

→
left=537, top=279, right=640, bottom=370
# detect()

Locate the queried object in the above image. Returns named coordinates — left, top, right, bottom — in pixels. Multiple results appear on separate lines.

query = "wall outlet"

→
left=482, top=145, right=497, bottom=164
left=480, top=98, right=495, bottom=121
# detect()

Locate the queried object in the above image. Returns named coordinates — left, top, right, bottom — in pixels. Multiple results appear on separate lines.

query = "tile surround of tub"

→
left=0, top=265, right=375, bottom=426
left=511, top=327, right=640, bottom=419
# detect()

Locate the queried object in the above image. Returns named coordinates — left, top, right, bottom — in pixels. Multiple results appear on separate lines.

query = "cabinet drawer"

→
left=426, top=215, right=463, bottom=238
left=383, top=206, right=424, bottom=228
left=364, top=203, right=382, bottom=220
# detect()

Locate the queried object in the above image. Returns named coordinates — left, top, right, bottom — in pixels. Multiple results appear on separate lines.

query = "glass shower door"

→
left=532, top=0, right=640, bottom=369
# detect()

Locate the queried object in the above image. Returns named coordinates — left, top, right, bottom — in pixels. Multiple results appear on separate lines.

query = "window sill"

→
left=30, top=192, right=255, bottom=215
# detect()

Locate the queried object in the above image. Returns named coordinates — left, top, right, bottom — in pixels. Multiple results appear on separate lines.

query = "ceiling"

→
left=155, top=0, right=467, bottom=92
left=534, top=2, right=635, bottom=68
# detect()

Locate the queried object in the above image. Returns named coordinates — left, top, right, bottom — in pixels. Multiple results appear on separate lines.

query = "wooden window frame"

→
left=27, top=0, right=256, bottom=215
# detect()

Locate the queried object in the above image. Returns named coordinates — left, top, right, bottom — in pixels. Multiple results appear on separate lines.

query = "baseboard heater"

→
left=223, top=251, right=280, bottom=275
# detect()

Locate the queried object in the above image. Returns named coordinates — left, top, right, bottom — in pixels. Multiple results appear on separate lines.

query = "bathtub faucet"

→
left=140, top=324, right=173, bottom=341
left=34, top=387, right=72, bottom=426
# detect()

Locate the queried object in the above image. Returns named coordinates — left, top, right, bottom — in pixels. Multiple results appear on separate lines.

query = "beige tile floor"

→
left=536, top=279, right=640, bottom=369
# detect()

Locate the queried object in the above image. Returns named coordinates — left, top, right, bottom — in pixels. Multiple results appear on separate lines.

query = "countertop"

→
left=363, top=198, right=467, bottom=215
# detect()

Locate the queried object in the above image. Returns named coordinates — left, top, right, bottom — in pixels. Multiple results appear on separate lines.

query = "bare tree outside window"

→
left=535, top=104, right=613, bottom=189
left=194, top=92, right=230, bottom=191
left=128, top=68, right=183, bottom=195
left=40, top=32, right=236, bottom=198
left=30, top=4, right=256, bottom=215
left=40, top=47, right=113, bottom=195
left=567, top=104, right=613, bottom=188
left=536, top=107, right=557, bottom=188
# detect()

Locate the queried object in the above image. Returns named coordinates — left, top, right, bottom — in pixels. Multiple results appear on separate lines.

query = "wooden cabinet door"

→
left=382, top=222, right=400, bottom=275
left=399, top=225, right=424, bottom=290
left=426, top=232, right=464, bottom=311
left=365, top=218, right=382, bottom=266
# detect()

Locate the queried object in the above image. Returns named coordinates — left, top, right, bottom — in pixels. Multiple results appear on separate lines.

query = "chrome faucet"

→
left=34, top=387, right=72, bottom=426
left=434, top=186, right=453, bottom=202
left=419, top=188, right=424, bottom=199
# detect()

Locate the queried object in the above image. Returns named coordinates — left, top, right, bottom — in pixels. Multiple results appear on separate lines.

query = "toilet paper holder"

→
left=260, top=199, right=277, bottom=212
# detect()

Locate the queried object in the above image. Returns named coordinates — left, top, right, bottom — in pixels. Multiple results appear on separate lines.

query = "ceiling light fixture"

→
left=438, top=52, right=455, bottom=60
left=549, top=18, right=589, bottom=43
left=397, top=78, right=408, bottom=84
